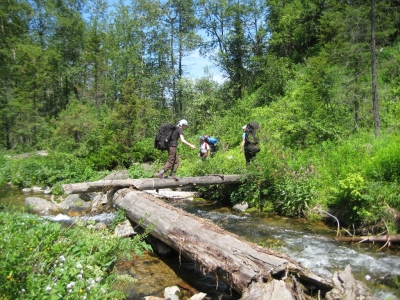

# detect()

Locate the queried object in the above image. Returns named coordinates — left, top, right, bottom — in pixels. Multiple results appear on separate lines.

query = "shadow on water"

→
left=117, top=250, right=241, bottom=300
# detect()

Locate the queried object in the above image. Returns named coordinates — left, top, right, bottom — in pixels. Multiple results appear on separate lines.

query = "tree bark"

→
left=111, top=188, right=334, bottom=295
left=62, top=175, right=241, bottom=195
left=371, top=0, right=380, bottom=137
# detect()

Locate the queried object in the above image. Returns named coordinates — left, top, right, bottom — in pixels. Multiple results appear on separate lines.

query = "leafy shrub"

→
left=129, top=138, right=159, bottom=163
left=274, top=173, right=315, bottom=217
left=365, top=135, right=400, bottom=182
left=0, top=208, right=152, bottom=300
left=128, top=163, right=154, bottom=179
left=2, top=152, right=113, bottom=195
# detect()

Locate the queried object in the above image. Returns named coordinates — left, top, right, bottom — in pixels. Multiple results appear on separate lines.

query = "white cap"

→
left=178, top=119, right=188, bottom=126
left=242, top=125, right=247, bottom=130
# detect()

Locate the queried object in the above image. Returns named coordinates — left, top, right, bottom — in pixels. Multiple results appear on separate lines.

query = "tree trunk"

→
left=371, top=0, right=380, bottom=137
left=111, top=188, right=334, bottom=295
left=62, top=175, right=241, bottom=195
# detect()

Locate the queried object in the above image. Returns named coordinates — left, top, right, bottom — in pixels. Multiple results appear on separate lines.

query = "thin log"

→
left=62, top=175, right=241, bottom=195
left=111, top=188, right=333, bottom=295
left=335, top=234, right=400, bottom=243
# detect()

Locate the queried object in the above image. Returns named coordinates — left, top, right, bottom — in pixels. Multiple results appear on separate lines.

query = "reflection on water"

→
left=0, top=184, right=52, bottom=210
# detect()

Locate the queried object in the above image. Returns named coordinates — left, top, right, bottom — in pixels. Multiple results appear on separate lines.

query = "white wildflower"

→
left=45, top=286, right=52, bottom=291
left=76, top=263, right=83, bottom=269
left=66, top=282, right=76, bottom=289
left=95, top=277, right=101, bottom=282
left=77, top=274, right=83, bottom=280
left=58, top=255, right=66, bottom=262
left=21, top=289, right=26, bottom=293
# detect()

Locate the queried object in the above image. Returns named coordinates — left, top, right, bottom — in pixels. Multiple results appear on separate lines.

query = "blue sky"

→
left=105, top=0, right=224, bottom=83
left=183, top=50, right=225, bottom=83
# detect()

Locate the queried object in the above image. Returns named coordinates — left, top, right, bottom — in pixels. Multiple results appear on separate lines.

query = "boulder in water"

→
left=25, top=197, right=60, bottom=216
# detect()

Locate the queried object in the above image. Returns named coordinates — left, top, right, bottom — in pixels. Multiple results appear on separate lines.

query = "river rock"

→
left=58, top=193, right=91, bottom=215
left=90, top=193, right=108, bottom=212
left=25, top=197, right=60, bottom=216
left=114, top=219, right=137, bottom=237
left=95, top=222, right=108, bottom=230
left=232, top=201, right=248, bottom=212
left=164, top=286, right=181, bottom=300
left=190, top=293, right=207, bottom=300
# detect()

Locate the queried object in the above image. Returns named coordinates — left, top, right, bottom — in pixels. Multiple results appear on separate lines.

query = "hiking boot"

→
left=170, top=173, right=179, bottom=181
left=157, top=172, right=164, bottom=179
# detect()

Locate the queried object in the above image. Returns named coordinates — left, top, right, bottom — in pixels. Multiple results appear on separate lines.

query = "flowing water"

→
left=1, top=185, right=399, bottom=300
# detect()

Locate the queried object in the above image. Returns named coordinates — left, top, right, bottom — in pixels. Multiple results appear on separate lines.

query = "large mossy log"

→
left=62, top=175, right=241, bottom=195
left=111, top=188, right=334, bottom=295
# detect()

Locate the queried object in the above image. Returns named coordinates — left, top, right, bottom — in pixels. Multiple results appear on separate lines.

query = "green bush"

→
left=365, top=135, right=400, bottom=182
left=0, top=208, right=152, bottom=300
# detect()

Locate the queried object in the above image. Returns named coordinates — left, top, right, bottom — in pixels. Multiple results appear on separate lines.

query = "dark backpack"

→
left=154, top=123, right=177, bottom=150
left=245, top=122, right=260, bottom=153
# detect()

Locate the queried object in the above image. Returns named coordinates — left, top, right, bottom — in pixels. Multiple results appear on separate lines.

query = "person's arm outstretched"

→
left=180, top=135, right=196, bottom=149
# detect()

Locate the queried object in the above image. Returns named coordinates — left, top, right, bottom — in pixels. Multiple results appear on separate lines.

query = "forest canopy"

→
left=1, top=0, right=400, bottom=233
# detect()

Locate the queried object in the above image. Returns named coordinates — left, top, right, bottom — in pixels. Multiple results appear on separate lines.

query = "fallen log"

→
left=111, top=188, right=333, bottom=296
left=62, top=175, right=241, bottom=195
left=335, top=234, right=400, bottom=243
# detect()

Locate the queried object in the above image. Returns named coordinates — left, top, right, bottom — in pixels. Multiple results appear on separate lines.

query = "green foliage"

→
left=128, top=164, right=153, bottom=179
left=0, top=208, right=152, bottom=300
left=365, top=135, right=400, bottom=182
left=109, top=208, right=128, bottom=232
left=274, top=172, right=316, bottom=218
left=129, top=138, right=160, bottom=163
left=1, top=152, right=109, bottom=194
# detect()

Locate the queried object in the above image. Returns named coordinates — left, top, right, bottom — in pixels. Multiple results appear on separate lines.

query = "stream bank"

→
left=1, top=185, right=399, bottom=299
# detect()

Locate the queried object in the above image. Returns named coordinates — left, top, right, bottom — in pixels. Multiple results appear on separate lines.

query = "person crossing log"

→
left=62, top=175, right=241, bottom=195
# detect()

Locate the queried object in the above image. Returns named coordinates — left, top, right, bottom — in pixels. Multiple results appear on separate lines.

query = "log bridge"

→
left=62, top=176, right=371, bottom=299
left=62, top=175, right=241, bottom=195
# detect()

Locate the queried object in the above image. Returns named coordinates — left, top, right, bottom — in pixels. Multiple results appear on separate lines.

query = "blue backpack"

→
left=206, top=136, right=218, bottom=146
left=205, top=136, right=218, bottom=155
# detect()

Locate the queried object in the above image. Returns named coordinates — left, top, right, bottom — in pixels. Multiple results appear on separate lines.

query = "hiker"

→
left=198, top=136, right=210, bottom=159
left=157, top=119, right=196, bottom=179
left=240, top=124, right=258, bottom=165
left=204, top=134, right=218, bottom=156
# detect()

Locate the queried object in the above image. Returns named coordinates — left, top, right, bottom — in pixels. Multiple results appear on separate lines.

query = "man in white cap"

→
left=157, top=119, right=196, bottom=179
